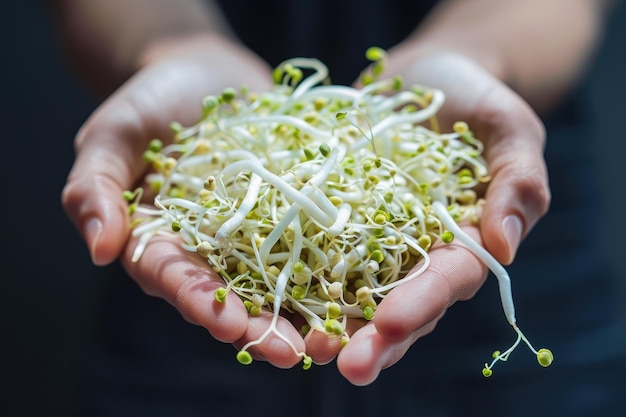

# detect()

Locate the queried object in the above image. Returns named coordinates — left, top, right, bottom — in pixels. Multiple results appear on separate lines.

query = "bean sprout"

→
left=126, top=47, right=552, bottom=376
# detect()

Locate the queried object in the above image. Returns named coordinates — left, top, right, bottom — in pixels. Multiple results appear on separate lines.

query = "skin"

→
left=55, top=0, right=609, bottom=385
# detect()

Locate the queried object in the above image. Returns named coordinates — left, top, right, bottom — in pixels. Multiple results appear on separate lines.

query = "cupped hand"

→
left=382, top=51, right=551, bottom=265
left=61, top=33, right=306, bottom=368
left=305, top=51, right=551, bottom=385
left=302, top=224, right=489, bottom=385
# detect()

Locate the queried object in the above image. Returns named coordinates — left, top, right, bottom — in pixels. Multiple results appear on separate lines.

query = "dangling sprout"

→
left=127, top=47, right=552, bottom=375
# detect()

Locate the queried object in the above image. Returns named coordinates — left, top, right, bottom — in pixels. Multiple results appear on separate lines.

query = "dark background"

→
left=1, top=1, right=625, bottom=416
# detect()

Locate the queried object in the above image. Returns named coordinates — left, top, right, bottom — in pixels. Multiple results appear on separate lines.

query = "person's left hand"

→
left=304, top=51, right=550, bottom=385
left=305, top=224, right=489, bottom=385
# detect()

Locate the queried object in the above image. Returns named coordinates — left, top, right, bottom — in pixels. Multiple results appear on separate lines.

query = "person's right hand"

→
left=61, top=33, right=309, bottom=368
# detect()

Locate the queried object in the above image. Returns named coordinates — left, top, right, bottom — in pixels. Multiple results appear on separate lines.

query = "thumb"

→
left=61, top=62, right=185, bottom=265
left=479, top=99, right=551, bottom=265
left=61, top=94, right=156, bottom=265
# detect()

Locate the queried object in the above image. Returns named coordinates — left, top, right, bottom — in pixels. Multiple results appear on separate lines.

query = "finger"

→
left=121, top=233, right=249, bottom=343
left=302, top=316, right=367, bottom=365
left=303, top=329, right=343, bottom=365
left=474, top=89, right=551, bottom=264
left=61, top=60, right=231, bottom=266
left=61, top=137, right=139, bottom=265
left=61, top=90, right=169, bottom=265
left=233, top=311, right=307, bottom=369
left=336, top=318, right=438, bottom=386
left=374, top=226, right=488, bottom=342
left=336, top=227, right=487, bottom=385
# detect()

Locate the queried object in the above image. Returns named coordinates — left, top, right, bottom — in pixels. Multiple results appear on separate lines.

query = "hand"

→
left=304, top=52, right=551, bottom=385
left=382, top=51, right=551, bottom=266
left=61, top=34, right=308, bottom=368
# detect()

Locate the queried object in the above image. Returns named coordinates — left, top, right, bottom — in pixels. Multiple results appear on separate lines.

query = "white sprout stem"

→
left=306, top=187, right=340, bottom=217
left=485, top=327, right=540, bottom=370
left=289, top=85, right=362, bottom=106
left=431, top=201, right=516, bottom=325
left=176, top=149, right=262, bottom=169
left=259, top=202, right=301, bottom=263
left=272, top=258, right=293, bottom=312
left=325, top=188, right=366, bottom=204
left=220, top=159, right=335, bottom=227
left=229, top=248, right=264, bottom=274
left=238, top=261, right=305, bottom=358
left=369, top=89, right=445, bottom=137
left=369, top=234, right=431, bottom=295
left=327, top=203, right=352, bottom=237
left=243, top=231, right=307, bottom=360
left=301, top=236, right=329, bottom=266
left=131, top=227, right=159, bottom=262
left=298, top=302, right=363, bottom=318
left=223, top=114, right=332, bottom=140
left=357, top=77, right=395, bottom=99
left=290, top=211, right=304, bottom=268
left=284, top=57, right=329, bottom=98
left=161, top=172, right=204, bottom=193
left=371, top=90, right=422, bottom=114
left=156, top=196, right=208, bottom=213
left=214, top=174, right=263, bottom=244
left=258, top=149, right=340, bottom=261
left=289, top=299, right=326, bottom=331
left=130, top=217, right=170, bottom=238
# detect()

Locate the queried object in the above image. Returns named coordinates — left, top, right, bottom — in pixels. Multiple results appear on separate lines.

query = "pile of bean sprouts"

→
left=127, top=48, right=553, bottom=375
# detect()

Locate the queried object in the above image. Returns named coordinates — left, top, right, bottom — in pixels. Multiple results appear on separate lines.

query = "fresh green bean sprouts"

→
left=127, top=47, right=552, bottom=375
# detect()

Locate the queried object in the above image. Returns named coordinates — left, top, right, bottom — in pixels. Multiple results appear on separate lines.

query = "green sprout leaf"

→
left=237, top=351, right=253, bottom=365
left=442, top=231, right=454, bottom=243
left=365, top=46, right=386, bottom=61
left=302, top=355, right=313, bottom=370
left=214, top=287, right=228, bottom=303
left=537, top=348, right=554, bottom=367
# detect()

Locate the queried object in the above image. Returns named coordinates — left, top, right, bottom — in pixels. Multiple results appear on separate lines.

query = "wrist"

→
left=386, top=37, right=508, bottom=85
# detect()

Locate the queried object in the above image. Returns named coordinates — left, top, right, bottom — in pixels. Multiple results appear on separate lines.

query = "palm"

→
left=315, top=53, right=550, bottom=385
left=384, top=53, right=549, bottom=263
left=62, top=39, right=312, bottom=368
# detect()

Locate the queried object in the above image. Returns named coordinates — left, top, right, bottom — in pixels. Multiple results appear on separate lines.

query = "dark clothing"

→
left=76, top=2, right=626, bottom=416
left=218, top=0, right=439, bottom=85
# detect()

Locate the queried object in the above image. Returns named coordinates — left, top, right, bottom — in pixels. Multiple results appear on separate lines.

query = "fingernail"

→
left=502, top=215, right=522, bottom=260
left=85, top=217, right=103, bottom=264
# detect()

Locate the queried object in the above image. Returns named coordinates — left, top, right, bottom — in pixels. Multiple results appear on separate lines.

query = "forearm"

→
left=49, top=0, right=235, bottom=96
left=391, top=0, right=611, bottom=112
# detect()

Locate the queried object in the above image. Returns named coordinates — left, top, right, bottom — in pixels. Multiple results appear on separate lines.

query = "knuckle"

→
left=515, top=168, right=552, bottom=217
left=61, top=171, right=127, bottom=220
left=174, top=276, right=197, bottom=322
left=173, top=273, right=222, bottom=325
